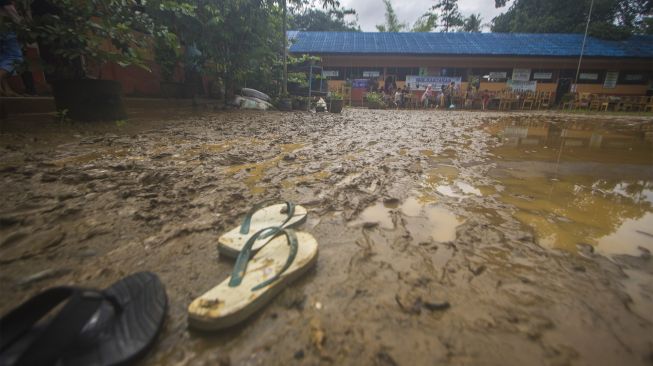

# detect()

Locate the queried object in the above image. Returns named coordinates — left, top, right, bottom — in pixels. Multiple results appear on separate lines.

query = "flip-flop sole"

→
left=65, top=272, right=168, bottom=366
left=218, top=204, right=308, bottom=258
left=189, top=232, right=318, bottom=331
left=0, top=272, right=167, bottom=366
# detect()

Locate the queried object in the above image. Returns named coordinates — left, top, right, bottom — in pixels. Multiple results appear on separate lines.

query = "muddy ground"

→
left=1, top=108, right=652, bottom=366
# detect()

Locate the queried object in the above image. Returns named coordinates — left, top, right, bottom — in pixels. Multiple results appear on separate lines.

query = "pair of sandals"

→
left=0, top=201, right=315, bottom=365
left=188, top=201, right=317, bottom=330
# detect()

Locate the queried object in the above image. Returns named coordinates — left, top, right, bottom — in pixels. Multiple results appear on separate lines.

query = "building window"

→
left=619, top=71, right=649, bottom=85
left=441, top=67, right=468, bottom=80
left=386, top=67, right=419, bottom=81
left=532, top=70, right=555, bottom=82
left=578, top=70, right=604, bottom=84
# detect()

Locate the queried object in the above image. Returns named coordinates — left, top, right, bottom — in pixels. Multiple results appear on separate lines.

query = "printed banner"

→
left=507, top=80, right=537, bottom=92
left=363, top=71, right=380, bottom=77
left=489, top=71, right=507, bottom=80
left=533, top=72, right=552, bottom=80
left=352, top=79, right=370, bottom=89
left=405, top=76, right=462, bottom=91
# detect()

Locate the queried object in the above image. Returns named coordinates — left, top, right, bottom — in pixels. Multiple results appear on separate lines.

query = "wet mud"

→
left=1, top=109, right=652, bottom=365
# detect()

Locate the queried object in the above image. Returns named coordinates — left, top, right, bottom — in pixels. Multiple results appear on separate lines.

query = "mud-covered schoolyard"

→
left=1, top=109, right=652, bottom=366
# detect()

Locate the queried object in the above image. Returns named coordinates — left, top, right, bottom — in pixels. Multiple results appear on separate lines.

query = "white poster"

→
left=405, top=75, right=462, bottom=91
left=507, top=80, right=537, bottom=92
left=512, top=68, right=531, bottom=81
left=322, top=70, right=339, bottom=77
left=603, top=71, right=618, bottom=88
left=533, top=72, right=553, bottom=80
left=489, top=71, right=508, bottom=80
left=363, top=71, right=380, bottom=78
left=579, top=73, right=598, bottom=81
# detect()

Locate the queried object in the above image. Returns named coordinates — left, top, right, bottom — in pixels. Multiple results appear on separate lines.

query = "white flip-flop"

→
left=218, top=201, right=307, bottom=258
left=189, top=228, right=318, bottom=330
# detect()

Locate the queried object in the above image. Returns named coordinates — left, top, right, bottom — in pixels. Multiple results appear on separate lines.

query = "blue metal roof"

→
left=288, top=32, right=653, bottom=58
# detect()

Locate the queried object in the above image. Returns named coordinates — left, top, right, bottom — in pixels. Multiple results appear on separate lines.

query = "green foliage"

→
left=154, top=38, right=180, bottom=82
left=462, top=13, right=483, bottom=32
left=11, top=0, right=180, bottom=79
left=290, top=7, right=360, bottom=31
left=492, top=0, right=652, bottom=38
left=365, top=92, right=384, bottom=104
left=288, top=72, right=308, bottom=86
left=376, top=0, right=407, bottom=32
left=55, top=109, right=70, bottom=124
left=431, top=0, right=464, bottom=32
left=288, top=54, right=322, bottom=65
left=412, top=13, right=438, bottom=32
left=329, top=91, right=344, bottom=100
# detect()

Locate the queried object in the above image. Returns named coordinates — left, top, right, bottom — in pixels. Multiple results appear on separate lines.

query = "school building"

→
left=288, top=31, right=653, bottom=98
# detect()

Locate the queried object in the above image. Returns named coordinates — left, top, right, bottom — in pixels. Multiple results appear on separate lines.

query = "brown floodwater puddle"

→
left=487, top=116, right=653, bottom=257
left=350, top=196, right=461, bottom=242
left=418, top=165, right=484, bottom=200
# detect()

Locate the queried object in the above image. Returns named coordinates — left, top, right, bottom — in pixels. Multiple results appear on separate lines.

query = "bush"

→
left=365, top=92, right=384, bottom=104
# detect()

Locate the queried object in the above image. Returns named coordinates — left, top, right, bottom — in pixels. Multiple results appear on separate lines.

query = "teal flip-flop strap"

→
left=228, top=228, right=299, bottom=291
left=239, top=200, right=296, bottom=237
left=252, top=229, right=298, bottom=291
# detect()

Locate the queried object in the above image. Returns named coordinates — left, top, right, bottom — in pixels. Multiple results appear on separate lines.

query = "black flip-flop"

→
left=0, top=272, right=167, bottom=366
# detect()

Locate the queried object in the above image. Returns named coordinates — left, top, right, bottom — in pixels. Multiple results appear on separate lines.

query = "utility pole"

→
left=282, top=0, right=288, bottom=95
left=574, top=0, right=594, bottom=90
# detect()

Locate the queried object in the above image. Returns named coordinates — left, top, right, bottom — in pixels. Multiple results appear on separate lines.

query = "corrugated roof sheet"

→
left=288, top=32, right=653, bottom=58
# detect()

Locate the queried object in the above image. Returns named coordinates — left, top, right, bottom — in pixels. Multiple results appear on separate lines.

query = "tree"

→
left=432, top=0, right=464, bottom=32
left=411, top=13, right=438, bottom=32
left=462, top=13, right=483, bottom=32
left=376, top=0, right=407, bottom=32
left=492, top=0, right=653, bottom=39
left=290, top=8, right=360, bottom=31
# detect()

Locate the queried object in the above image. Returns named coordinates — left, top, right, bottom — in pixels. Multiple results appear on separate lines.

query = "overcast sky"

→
left=339, top=0, right=513, bottom=32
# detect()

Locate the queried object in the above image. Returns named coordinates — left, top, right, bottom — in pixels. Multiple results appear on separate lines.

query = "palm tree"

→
left=462, top=13, right=483, bottom=32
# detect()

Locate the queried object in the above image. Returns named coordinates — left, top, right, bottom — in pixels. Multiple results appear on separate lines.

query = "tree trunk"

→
left=282, top=0, right=288, bottom=95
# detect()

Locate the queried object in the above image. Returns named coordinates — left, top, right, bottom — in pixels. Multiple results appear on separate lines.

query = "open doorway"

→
left=555, top=78, right=572, bottom=105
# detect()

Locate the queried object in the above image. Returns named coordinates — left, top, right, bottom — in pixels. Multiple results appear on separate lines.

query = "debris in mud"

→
left=395, top=293, right=450, bottom=315
left=310, top=317, right=327, bottom=356
left=376, top=350, right=399, bottom=366
left=468, top=263, right=486, bottom=276
left=18, top=268, right=72, bottom=287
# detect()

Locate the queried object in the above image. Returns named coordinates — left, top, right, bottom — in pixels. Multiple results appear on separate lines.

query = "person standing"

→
left=421, top=84, right=434, bottom=108
left=0, top=0, right=23, bottom=96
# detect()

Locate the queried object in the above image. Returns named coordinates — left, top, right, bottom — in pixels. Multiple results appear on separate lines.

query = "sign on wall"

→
left=603, top=72, right=618, bottom=88
left=363, top=71, right=380, bottom=78
left=507, top=80, right=537, bottom=92
left=579, top=73, right=599, bottom=81
left=352, top=79, right=370, bottom=89
left=533, top=72, right=553, bottom=80
left=405, top=76, right=462, bottom=91
left=322, top=70, right=339, bottom=77
left=489, top=71, right=508, bottom=80
left=512, top=68, right=531, bottom=81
